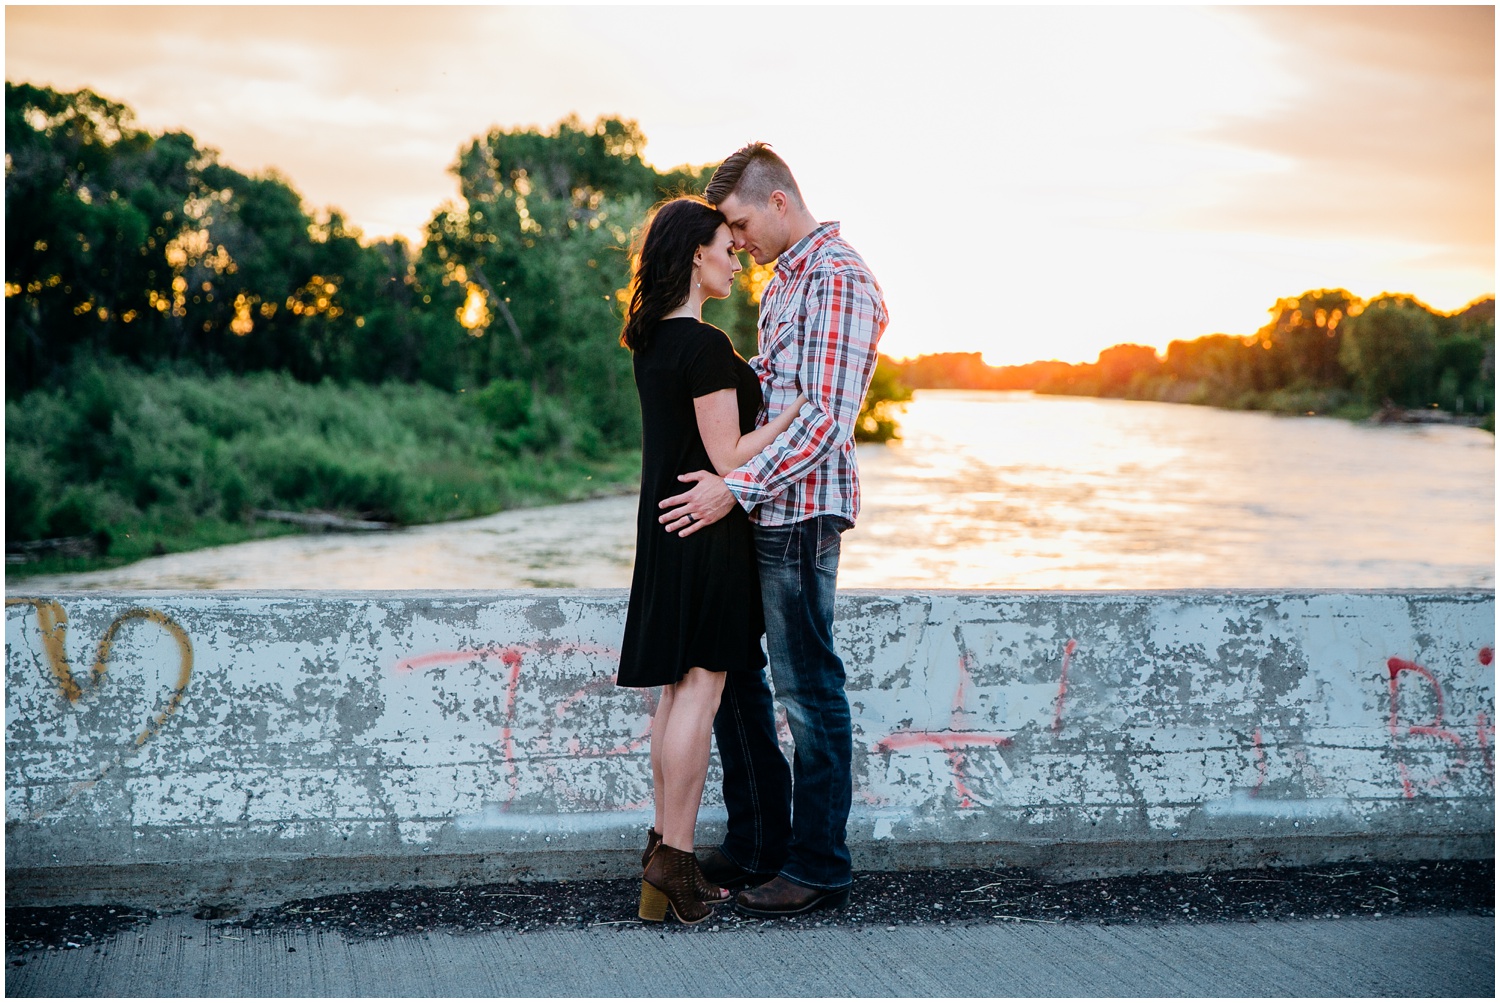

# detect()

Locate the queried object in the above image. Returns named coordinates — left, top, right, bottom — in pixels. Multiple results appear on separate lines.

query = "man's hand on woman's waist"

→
left=659, top=471, right=736, bottom=537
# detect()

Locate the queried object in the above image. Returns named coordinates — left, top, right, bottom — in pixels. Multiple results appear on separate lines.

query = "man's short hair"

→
left=704, top=142, right=804, bottom=209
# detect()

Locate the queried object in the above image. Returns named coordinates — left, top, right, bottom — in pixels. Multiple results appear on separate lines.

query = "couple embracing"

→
left=616, top=143, right=887, bottom=923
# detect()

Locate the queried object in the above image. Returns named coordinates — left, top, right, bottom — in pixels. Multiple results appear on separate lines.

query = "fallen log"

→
left=5, top=533, right=107, bottom=564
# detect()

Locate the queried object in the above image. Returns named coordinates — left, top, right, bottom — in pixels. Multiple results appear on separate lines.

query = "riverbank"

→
left=5, top=364, right=643, bottom=580
left=9, top=493, right=642, bottom=591
left=1032, top=382, right=1495, bottom=431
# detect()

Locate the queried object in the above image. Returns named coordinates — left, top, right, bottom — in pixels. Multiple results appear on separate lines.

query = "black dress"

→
left=617, top=318, right=767, bottom=687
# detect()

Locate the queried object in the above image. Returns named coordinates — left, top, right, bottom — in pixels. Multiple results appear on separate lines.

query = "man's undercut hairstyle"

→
left=704, top=142, right=805, bottom=209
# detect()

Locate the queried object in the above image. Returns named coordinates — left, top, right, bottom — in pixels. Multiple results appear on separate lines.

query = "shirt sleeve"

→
left=683, top=325, right=740, bottom=398
left=723, top=268, right=886, bottom=511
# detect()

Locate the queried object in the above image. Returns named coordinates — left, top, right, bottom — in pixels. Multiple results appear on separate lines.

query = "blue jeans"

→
left=713, top=514, right=853, bottom=890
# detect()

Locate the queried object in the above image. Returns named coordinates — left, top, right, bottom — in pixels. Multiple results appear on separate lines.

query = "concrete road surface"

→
left=6, top=912, right=1492, bottom=997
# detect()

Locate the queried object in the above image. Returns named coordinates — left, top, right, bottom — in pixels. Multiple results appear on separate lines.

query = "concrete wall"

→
left=5, top=589, right=1494, bottom=909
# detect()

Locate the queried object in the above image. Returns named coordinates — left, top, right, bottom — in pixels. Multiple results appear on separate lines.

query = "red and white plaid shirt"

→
left=724, top=222, right=888, bottom=526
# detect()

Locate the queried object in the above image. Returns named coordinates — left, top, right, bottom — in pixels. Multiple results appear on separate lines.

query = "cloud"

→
left=4, top=6, right=677, bottom=239
left=1183, top=6, right=1494, bottom=259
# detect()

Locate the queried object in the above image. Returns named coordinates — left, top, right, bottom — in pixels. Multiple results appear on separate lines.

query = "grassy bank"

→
left=6, top=362, right=641, bottom=579
left=1038, top=379, right=1494, bottom=431
left=1071, top=380, right=1382, bottom=421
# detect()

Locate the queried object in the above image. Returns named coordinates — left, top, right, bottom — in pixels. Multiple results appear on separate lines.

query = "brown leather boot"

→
left=734, top=875, right=850, bottom=918
left=641, top=827, right=662, bottom=869
left=639, top=844, right=716, bottom=924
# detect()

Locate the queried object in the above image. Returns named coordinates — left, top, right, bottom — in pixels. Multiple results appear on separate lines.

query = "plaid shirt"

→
left=724, top=222, right=888, bottom=526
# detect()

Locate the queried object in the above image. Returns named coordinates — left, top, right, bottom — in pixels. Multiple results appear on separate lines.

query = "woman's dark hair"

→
left=620, top=196, right=726, bottom=353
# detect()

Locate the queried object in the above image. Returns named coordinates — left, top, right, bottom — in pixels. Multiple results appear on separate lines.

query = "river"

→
left=11, top=391, right=1494, bottom=592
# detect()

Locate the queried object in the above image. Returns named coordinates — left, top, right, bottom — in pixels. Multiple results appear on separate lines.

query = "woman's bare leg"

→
left=650, top=684, right=674, bottom=835
left=658, top=666, right=727, bottom=851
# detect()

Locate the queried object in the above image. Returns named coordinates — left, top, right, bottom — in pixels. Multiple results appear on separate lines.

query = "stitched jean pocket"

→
left=814, top=517, right=848, bottom=574
left=756, top=524, right=797, bottom=567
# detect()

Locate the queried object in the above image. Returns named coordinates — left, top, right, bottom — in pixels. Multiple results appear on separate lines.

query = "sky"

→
left=5, top=4, right=1494, bottom=365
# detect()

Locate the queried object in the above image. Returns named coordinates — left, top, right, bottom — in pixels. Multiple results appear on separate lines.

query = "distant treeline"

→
left=6, top=82, right=906, bottom=566
left=889, top=290, right=1495, bottom=424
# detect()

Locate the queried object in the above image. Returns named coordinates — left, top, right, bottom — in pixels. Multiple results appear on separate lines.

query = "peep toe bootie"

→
left=643, top=829, right=729, bottom=903
left=639, top=844, right=716, bottom=924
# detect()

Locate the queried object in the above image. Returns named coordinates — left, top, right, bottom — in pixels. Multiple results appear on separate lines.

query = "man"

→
left=658, top=142, right=887, bottom=917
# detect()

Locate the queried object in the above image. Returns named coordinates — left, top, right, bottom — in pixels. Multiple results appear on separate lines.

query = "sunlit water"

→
left=841, top=391, right=1492, bottom=589
left=12, top=391, right=1493, bottom=592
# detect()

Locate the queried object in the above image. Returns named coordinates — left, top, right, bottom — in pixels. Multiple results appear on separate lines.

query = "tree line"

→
left=890, top=290, right=1494, bottom=425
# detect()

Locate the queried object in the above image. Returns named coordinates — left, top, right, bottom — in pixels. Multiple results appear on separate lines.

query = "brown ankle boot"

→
left=643, top=831, right=729, bottom=903
left=639, top=844, right=715, bottom=924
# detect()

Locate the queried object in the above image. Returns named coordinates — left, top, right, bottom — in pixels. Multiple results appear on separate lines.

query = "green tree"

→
left=1433, top=296, right=1495, bottom=413
left=6, top=83, right=156, bottom=389
left=5, top=83, right=414, bottom=393
left=855, top=355, right=914, bottom=442
left=1339, top=295, right=1440, bottom=406
left=412, top=115, right=758, bottom=452
left=1096, top=343, right=1161, bottom=397
left=1258, top=289, right=1358, bottom=388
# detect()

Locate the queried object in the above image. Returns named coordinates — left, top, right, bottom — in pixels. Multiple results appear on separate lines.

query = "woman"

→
left=617, top=197, right=806, bottom=924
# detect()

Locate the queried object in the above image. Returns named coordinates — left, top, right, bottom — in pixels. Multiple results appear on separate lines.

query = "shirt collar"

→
left=774, top=221, right=840, bottom=276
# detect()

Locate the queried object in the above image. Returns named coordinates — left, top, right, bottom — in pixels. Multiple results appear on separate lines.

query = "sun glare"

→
left=457, top=283, right=490, bottom=333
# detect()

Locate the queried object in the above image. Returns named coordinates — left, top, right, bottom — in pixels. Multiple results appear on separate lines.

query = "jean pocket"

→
left=756, top=524, right=797, bottom=566
left=814, top=517, right=845, bottom=574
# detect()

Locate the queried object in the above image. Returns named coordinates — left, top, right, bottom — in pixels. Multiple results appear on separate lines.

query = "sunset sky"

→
left=6, top=5, right=1494, bottom=365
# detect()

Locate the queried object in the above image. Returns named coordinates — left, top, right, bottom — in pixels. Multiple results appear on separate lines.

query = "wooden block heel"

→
left=638, top=879, right=669, bottom=922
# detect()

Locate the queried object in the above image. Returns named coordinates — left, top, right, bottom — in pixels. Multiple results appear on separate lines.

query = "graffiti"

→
left=1051, top=638, right=1078, bottom=734
left=1241, top=725, right=1333, bottom=800
left=1476, top=648, right=1495, bottom=774
left=1477, top=712, right=1494, bottom=774
left=6, top=591, right=1494, bottom=894
left=1386, top=656, right=1472, bottom=798
left=5, top=598, right=194, bottom=818
left=873, top=653, right=1015, bottom=809
left=6, top=599, right=194, bottom=744
left=399, top=646, right=530, bottom=804
left=395, top=642, right=653, bottom=810
left=1250, top=727, right=1267, bottom=796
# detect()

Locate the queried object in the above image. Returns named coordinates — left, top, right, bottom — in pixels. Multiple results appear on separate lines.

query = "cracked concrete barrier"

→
left=5, top=589, right=1494, bottom=909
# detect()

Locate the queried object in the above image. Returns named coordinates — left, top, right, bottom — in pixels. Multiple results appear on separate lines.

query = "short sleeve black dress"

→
left=617, top=318, right=767, bottom=688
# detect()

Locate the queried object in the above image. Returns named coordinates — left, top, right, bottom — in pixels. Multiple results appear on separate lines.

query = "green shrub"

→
left=5, top=364, right=641, bottom=574
left=470, top=378, right=532, bottom=432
